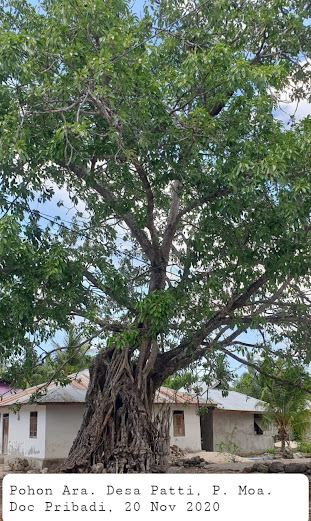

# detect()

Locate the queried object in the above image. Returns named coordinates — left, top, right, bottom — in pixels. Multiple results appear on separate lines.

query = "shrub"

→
left=297, top=442, right=311, bottom=454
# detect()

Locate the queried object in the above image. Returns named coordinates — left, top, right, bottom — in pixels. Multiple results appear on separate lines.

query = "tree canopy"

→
left=1, top=0, right=311, bottom=471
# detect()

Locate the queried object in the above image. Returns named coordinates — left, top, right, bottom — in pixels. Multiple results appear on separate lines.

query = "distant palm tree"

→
left=52, top=324, right=92, bottom=373
left=35, top=324, right=93, bottom=384
left=232, top=365, right=263, bottom=399
left=259, top=365, right=311, bottom=456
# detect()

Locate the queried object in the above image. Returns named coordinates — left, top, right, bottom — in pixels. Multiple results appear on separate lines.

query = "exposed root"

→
left=60, top=347, right=169, bottom=473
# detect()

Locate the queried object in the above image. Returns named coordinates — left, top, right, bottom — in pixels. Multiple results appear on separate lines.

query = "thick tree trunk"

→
left=60, top=345, right=170, bottom=473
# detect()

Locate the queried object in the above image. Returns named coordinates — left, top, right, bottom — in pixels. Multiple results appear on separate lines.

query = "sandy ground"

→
left=183, top=450, right=311, bottom=472
left=184, top=451, right=251, bottom=463
left=275, top=441, right=297, bottom=449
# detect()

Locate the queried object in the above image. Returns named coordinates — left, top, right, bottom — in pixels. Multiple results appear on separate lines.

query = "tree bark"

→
left=60, top=346, right=170, bottom=473
left=279, top=426, right=287, bottom=457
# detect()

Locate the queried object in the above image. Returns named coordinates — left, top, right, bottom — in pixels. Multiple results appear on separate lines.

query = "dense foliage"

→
left=1, top=0, right=311, bottom=386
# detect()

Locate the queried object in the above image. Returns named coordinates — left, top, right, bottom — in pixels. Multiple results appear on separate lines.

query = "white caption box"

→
left=3, top=473, right=309, bottom=521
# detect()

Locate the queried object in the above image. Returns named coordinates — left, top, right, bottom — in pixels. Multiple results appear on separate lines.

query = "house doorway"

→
left=2, top=414, right=9, bottom=454
left=200, top=408, right=214, bottom=451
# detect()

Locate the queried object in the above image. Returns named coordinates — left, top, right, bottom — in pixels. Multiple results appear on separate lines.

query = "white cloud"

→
left=277, top=96, right=311, bottom=123
left=273, top=61, right=311, bottom=123
left=33, top=182, right=89, bottom=225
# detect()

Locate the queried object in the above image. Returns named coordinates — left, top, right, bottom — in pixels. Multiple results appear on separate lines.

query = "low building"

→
left=200, top=389, right=276, bottom=454
left=0, top=371, right=89, bottom=469
left=0, top=371, right=276, bottom=468
left=0, top=371, right=212, bottom=469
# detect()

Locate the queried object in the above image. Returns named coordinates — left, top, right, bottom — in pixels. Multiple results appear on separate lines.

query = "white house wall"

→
left=0, top=405, right=46, bottom=465
left=213, top=410, right=275, bottom=454
left=45, top=404, right=84, bottom=459
left=154, top=404, right=201, bottom=452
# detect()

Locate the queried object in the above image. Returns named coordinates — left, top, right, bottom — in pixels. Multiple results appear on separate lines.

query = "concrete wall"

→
left=45, top=404, right=84, bottom=459
left=212, top=410, right=275, bottom=454
left=154, top=404, right=201, bottom=452
left=2, top=400, right=201, bottom=468
left=0, top=405, right=46, bottom=467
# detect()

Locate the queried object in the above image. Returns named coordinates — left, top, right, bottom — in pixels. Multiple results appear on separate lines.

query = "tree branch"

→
left=133, top=159, right=161, bottom=262
left=162, top=180, right=182, bottom=262
left=39, top=326, right=107, bottom=364
left=216, top=345, right=311, bottom=395
left=161, top=186, right=233, bottom=262
left=70, top=310, right=127, bottom=332
left=177, top=188, right=233, bottom=223
left=59, top=161, right=154, bottom=261
left=230, top=274, right=268, bottom=311
left=152, top=275, right=291, bottom=384
left=84, top=269, right=138, bottom=315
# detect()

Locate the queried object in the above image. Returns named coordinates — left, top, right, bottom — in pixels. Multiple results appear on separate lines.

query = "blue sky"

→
left=131, top=0, right=148, bottom=16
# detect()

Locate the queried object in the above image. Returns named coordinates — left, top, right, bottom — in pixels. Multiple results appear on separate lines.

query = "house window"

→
left=173, top=411, right=185, bottom=437
left=254, top=414, right=263, bottom=435
left=29, top=412, right=38, bottom=438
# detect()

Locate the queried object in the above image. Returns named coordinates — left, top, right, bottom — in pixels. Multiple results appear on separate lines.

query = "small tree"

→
left=259, top=364, right=311, bottom=456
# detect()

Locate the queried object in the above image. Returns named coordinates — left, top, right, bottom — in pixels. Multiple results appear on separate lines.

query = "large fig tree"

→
left=1, top=0, right=311, bottom=472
